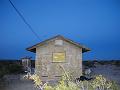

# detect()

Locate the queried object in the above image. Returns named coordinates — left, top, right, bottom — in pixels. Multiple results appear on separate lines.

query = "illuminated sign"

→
left=53, top=52, right=65, bottom=62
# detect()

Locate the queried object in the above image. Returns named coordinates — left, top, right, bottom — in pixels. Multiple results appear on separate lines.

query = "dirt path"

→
left=0, top=75, right=38, bottom=90
left=91, top=64, right=120, bottom=85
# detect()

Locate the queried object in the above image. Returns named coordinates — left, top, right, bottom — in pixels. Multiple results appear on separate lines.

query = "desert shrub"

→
left=0, top=61, right=23, bottom=78
left=44, top=85, right=54, bottom=90
left=90, top=75, right=112, bottom=90
left=112, top=60, right=120, bottom=67
left=29, top=74, right=120, bottom=90
left=0, top=67, right=9, bottom=78
left=83, top=61, right=95, bottom=68
left=28, top=65, right=119, bottom=90
left=110, top=81, right=120, bottom=90
left=8, top=64, right=23, bottom=74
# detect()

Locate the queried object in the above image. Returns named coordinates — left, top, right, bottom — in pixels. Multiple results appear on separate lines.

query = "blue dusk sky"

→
left=0, top=0, right=120, bottom=60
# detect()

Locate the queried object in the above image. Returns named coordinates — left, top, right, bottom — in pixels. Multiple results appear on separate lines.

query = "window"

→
left=53, top=52, right=65, bottom=62
left=55, top=40, right=63, bottom=46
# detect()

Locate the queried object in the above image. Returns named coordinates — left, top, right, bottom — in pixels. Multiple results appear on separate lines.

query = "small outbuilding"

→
left=27, top=35, right=90, bottom=80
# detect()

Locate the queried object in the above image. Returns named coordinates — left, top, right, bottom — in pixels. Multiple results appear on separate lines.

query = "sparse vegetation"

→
left=83, top=61, right=96, bottom=68
left=29, top=73, right=120, bottom=90
left=83, top=60, right=120, bottom=68
left=28, top=65, right=120, bottom=90
left=0, top=60, right=120, bottom=90
left=0, top=60, right=23, bottom=78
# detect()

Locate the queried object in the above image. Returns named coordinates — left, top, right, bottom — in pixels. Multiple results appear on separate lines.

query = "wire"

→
left=8, top=0, right=40, bottom=40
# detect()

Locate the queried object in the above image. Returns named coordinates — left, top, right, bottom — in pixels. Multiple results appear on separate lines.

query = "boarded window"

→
left=55, top=40, right=63, bottom=46
left=53, top=52, right=65, bottom=62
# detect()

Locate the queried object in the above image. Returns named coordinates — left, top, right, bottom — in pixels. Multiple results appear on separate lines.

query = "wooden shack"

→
left=27, top=35, right=90, bottom=80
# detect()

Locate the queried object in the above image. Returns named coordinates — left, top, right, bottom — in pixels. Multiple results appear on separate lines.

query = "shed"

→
left=27, top=35, right=90, bottom=80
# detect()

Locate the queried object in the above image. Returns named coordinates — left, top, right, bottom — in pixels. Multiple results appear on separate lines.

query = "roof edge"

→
left=26, top=35, right=91, bottom=53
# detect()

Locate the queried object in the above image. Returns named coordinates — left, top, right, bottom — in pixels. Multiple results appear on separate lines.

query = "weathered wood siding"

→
left=35, top=37, right=82, bottom=80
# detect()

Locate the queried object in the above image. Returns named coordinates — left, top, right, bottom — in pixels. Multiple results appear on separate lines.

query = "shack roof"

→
left=26, top=35, right=90, bottom=53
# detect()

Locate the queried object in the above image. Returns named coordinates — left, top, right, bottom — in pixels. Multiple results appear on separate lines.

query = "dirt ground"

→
left=0, top=75, right=38, bottom=90
left=91, top=64, right=120, bottom=85
left=0, top=64, right=120, bottom=90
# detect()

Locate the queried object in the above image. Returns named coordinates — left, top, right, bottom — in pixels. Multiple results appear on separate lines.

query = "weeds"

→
left=27, top=65, right=119, bottom=90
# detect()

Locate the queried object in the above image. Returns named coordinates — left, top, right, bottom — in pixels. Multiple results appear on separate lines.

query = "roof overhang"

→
left=26, top=35, right=91, bottom=53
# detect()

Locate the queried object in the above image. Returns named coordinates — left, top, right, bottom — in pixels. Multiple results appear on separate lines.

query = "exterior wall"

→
left=35, top=38, right=82, bottom=81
